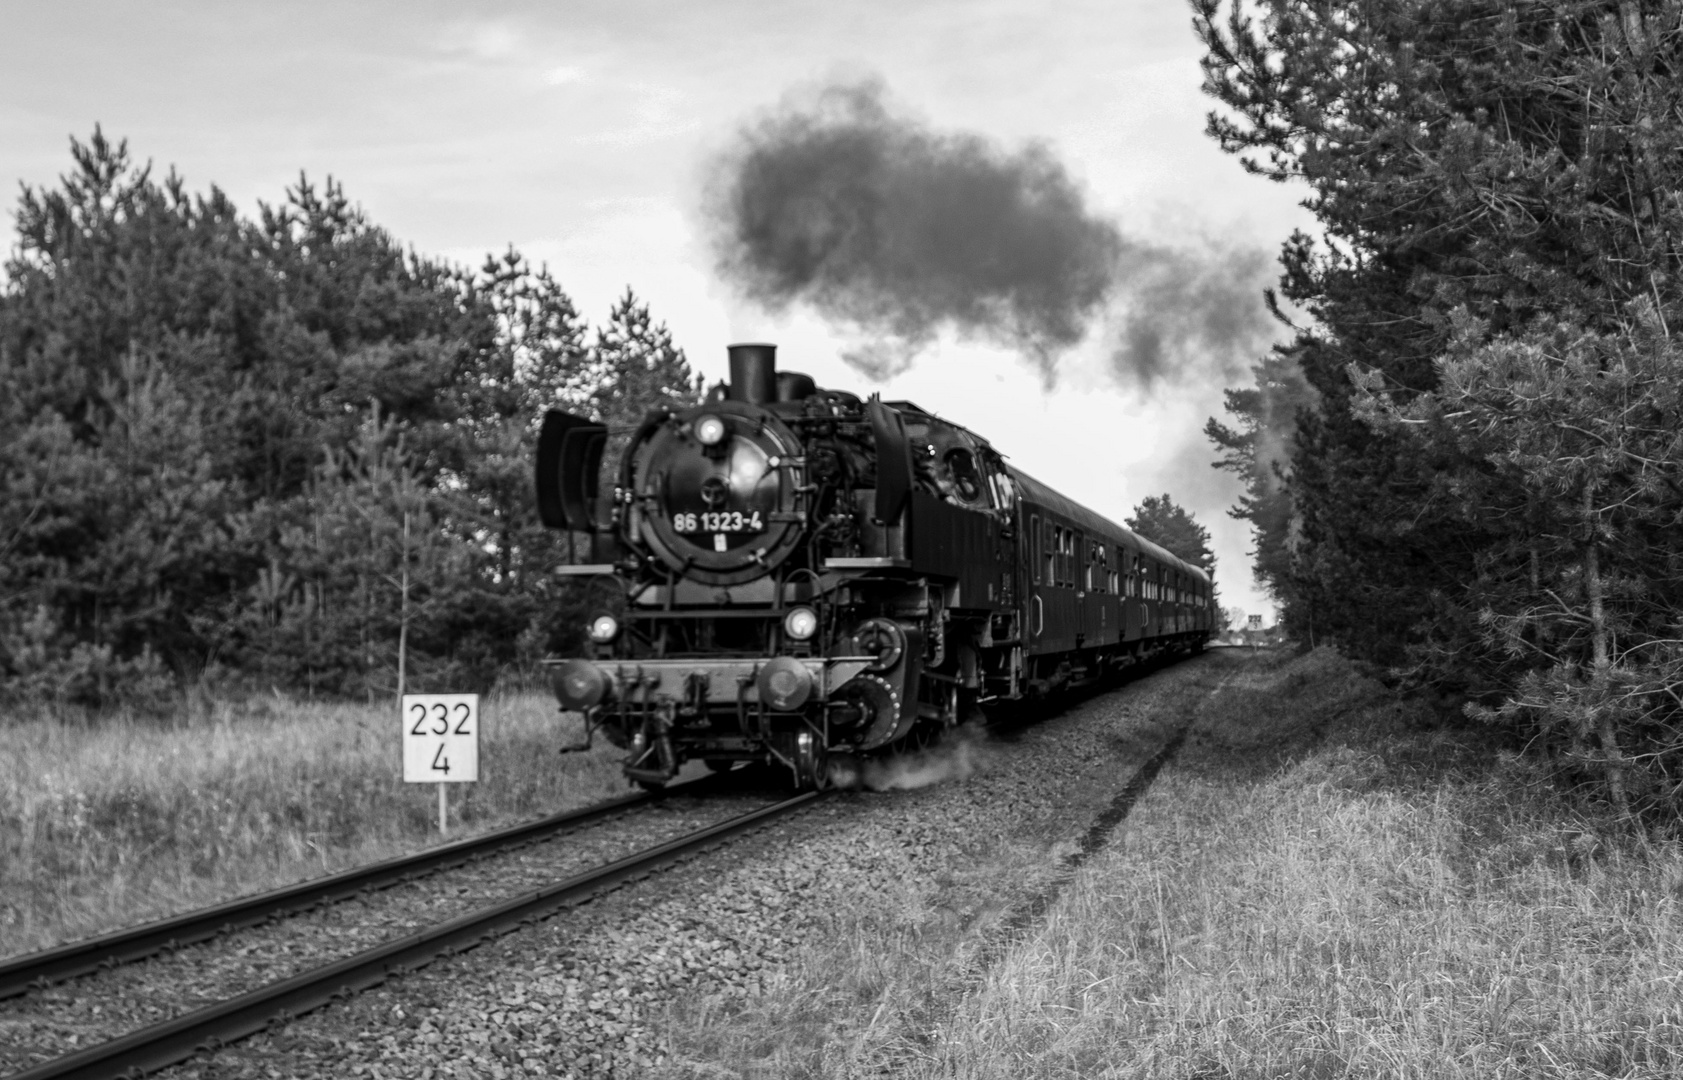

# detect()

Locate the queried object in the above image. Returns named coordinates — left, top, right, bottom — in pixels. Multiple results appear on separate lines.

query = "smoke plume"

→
left=705, top=77, right=1278, bottom=387
left=859, top=722, right=994, bottom=792
left=1107, top=239, right=1278, bottom=387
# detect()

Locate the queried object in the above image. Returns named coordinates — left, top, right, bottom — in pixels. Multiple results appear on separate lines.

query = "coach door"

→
left=1034, top=519, right=1077, bottom=653
left=1082, top=538, right=1108, bottom=646
left=1123, top=552, right=1143, bottom=640
left=1090, top=541, right=1117, bottom=642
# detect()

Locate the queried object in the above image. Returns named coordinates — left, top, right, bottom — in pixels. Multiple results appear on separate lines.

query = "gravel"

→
left=0, top=793, right=775, bottom=1076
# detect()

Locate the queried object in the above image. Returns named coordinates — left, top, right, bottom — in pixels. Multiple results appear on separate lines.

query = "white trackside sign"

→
left=402, top=694, right=479, bottom=783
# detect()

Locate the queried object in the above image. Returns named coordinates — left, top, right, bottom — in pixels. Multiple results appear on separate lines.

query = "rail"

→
left=8, top=789, right=824, bottom=1080
left=0, top=777, right=729, bottom=999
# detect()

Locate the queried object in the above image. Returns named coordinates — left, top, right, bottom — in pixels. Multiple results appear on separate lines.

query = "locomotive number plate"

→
left=673, top=511, right=763, bottom=534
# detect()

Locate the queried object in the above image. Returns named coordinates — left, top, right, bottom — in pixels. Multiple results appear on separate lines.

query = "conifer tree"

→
left=1204, top=347, right=1316, bottom=600
left=0, top=133, right=707, bottom=702
left=1125, top=494, right=1216, bottom=574
left=1195, top=0, right=1683, bottom=807
left=586, top=288, right=706, bottom=482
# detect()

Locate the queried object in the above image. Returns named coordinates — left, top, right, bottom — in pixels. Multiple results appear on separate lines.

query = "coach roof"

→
left=1007, top=465, right=1209, bottom=586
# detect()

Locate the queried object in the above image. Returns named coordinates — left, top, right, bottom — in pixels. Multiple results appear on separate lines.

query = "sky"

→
left=1, top=0, right=1313, bottom=619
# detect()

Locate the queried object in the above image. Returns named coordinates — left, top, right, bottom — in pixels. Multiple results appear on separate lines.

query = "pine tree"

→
left=1204, top=345, right=1317, bottom=602
left=586, top=288, right=706, bottom=484
left=0, top=132, right=714, bottom=701
left=1195, top=0, right=1683, bottom=807
left=1126, top=494, right=1216, bottom=574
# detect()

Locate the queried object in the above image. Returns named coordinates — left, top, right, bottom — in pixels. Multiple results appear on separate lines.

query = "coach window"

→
left=1049, top=524, right=1061, bottom=586
left=1031, top=514, right=1042, bottom=584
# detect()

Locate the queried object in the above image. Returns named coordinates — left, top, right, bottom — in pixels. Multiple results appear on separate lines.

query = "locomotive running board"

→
left=823, top=556, right=909, bottom=569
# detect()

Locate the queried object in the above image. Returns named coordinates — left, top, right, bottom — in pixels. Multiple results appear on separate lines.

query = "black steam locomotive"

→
left=537, top=344, right=1212, bottom=788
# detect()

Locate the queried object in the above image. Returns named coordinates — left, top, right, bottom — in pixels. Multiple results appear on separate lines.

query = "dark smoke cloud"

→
left=705, top=77, right=1278, bottom=388
left=1108, top=239, right=1278, bottom=387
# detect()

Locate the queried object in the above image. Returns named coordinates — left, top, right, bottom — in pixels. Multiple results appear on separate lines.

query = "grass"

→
left=657, top=649, right=1683, bottom=1078
left=0, top=692, right=629, bottom=961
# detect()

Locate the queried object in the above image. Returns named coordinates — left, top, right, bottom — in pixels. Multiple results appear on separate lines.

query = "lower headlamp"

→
left=783, top=606, right=818, bottom=641
left=587, top=613, right=620, bottom=642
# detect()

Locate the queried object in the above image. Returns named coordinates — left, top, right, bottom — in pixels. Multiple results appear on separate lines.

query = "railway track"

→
left=0, top=779, right=719, bottom=1000
left=3, top=787, right=825, bottom=1080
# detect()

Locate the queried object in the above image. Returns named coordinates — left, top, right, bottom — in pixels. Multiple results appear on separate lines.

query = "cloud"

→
left=463, top=23, right=521, bottom=61
left=704, top=76, right=1278, bottom=389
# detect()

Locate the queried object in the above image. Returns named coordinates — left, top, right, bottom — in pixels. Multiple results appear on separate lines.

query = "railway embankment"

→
left=656, top=648, right=1683, bottom=1078
left=10, top=648, right=1678, bottom=1078
left=0, top=693, right=629, bottom=963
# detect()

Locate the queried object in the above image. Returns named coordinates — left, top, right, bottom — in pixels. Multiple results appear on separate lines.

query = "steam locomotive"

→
left=537, top=344, right=1212, bottom=789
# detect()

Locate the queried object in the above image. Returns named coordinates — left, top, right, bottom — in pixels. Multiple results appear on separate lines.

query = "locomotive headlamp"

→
left=783, top=606, right=819, bottom=641
left=694, top=414, right=727, bottom=446
left=587, top=613, right=620, bottom=643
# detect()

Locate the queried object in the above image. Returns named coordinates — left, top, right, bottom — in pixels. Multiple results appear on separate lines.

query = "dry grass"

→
left=920, top=652, right=1683, bottom=1078
left=0, top=692, right=628, bottom=960
left=659, top=649, right=1683, bottom=1078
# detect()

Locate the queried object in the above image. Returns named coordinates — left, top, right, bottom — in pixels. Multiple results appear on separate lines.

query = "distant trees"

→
left=1194, top=0, right=1683, bottom=812
left=0, top=130, right=703, bottom=704
left=1204, top=349, right=1316, bottom=606
left=1125, top=494, right=1215, bottom=574
left=1125, top=494, right=1222, bottom=624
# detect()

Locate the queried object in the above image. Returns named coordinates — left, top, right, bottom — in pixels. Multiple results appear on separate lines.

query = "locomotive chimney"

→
left=727, top=343, right=777, bottom=404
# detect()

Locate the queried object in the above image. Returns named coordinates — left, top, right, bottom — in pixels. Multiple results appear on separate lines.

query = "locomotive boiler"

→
left=536, top=344, right=1211, bottom=789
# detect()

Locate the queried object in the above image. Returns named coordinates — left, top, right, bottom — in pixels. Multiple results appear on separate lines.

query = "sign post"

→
left=402, top=694, right=479, bottom=836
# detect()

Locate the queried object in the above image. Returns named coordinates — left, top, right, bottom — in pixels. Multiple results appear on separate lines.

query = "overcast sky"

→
left=2, top=0, right=1312, bottom=617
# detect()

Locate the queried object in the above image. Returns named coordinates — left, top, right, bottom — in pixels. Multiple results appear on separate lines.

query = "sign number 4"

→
left=402, top=694, right=479, bottom=784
